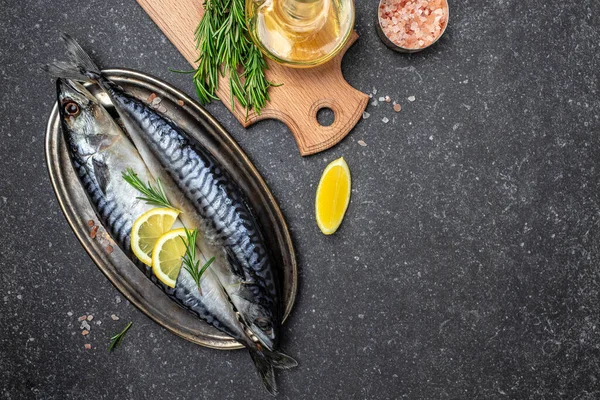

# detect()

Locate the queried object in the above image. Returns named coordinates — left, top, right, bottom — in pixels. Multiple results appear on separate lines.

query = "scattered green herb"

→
left=122, top=168, right=176, bottom=210
left=188, top=0, right=275, bottom=115
left=181, top=228, right=216, bottom=294
left=108, top=321, right=133, bottom=352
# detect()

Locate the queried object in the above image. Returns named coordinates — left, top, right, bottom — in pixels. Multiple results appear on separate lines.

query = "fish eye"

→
left=254, top=318, right=271, bottom=331
left=64, top=101, right=80, bottom=117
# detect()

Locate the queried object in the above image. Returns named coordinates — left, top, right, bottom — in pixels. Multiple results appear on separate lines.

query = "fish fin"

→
left=264, top=349, right=298, bottom=370
left=42, top=61, right=89, bottom=81
left=232, top=282, right=259, bottom=303
left=60, top=33, right=102, bottom=77
left=225, top=248, right=246, bottom=279
left=249, top=350, right=277, bottom=396
left=42, top=34, right=101, bottom=81
left=92, top=157, right=110, bottom=195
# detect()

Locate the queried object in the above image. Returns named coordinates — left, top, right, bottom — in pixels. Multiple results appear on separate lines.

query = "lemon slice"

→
left=152, top=228, right=188, bottom=288
left=315, top=157, right=351, bottom=235
left=131, top=208, right=180, bottom=266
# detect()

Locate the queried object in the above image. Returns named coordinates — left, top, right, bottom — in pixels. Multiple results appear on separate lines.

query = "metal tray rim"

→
left=45, top=68, right=297, bottom=350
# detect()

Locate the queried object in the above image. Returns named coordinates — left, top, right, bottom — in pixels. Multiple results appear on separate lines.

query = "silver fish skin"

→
left=47, top=35, right=298, bottom=395
left=115, top=92, right=282, bottom=347
left=56, top=78, right=258, bottom=348
left=47, top=38, right=281, bottom=349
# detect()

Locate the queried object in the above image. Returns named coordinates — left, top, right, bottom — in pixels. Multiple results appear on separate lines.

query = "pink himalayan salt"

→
left=379, top=0, right=448, bottom=50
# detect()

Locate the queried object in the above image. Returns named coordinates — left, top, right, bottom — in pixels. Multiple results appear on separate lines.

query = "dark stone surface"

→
left=1, top=0, right=599, bottom=398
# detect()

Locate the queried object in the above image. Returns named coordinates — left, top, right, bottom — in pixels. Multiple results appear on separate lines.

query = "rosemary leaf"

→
left=180, top=228, right=215, bottom=294
left=122, top=168, right=177, bottom=210
left=108, top=321, right=133, bottom=352
left=191, top=0, right=274, bottom=114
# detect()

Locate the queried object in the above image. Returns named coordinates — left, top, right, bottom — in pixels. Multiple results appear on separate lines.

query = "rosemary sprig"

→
left=108, top=321, right=133, bottom=352
left=122, top=168, right=176, bottom=210
left=181, top=228, right=216, bottom=294
left=191, top=0, right=274, bottom=115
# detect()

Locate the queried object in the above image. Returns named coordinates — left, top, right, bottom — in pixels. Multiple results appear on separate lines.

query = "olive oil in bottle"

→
left=246, top=0, right=355, bottom=67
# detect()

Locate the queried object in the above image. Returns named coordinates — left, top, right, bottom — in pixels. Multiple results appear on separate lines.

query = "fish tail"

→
left=263, top=349, right=298, bottom=370
left=249, top=349, right=277, bottom=396
left=42, top=33, right=102, bottom=82
left=248, top=347, right=297, bottom=395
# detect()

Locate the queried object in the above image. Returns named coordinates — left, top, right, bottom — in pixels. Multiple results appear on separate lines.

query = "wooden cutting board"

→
left=137, top=0, right=369, bottom=156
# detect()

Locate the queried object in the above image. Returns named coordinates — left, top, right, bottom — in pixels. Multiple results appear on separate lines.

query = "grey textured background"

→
left=1, top=0, right=600, bottom=399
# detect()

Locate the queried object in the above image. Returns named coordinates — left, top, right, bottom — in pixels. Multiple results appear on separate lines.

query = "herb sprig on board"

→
left=190, top=0, right=274, bottom=115
left=181, top=228, right=216, bottom=295
left=122, top=168, right=176, bottom=210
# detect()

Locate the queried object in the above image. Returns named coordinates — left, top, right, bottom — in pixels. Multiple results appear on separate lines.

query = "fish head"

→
left=56, top=78, right=120, bottom=159
left=244, top=301, right=279, bottom=351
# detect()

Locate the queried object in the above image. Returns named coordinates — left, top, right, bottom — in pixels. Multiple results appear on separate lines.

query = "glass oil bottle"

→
left=246, top=0, right=355, bottom=67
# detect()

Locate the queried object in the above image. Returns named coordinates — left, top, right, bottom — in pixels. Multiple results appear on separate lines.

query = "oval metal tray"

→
left=45, top=69, right=297, bottom=350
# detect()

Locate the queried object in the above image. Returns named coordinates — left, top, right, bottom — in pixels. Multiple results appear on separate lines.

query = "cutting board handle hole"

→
left=316, top=107, right=335, bottom=127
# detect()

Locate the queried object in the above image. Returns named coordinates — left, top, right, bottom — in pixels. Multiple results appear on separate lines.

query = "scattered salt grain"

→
left=371, top=100, right=379, bottom=107
left=385, top=96, right=391, bottom=103
left=362, top=112, right=371, bottom=119
left=67, top=311, right=73, bottom=317
left=115, top=296, right=122, bottom=304
left=87, top=315, right=94, bottom=321
left=151, top=97, right=162, bottom=107
left=393, top=103, right=402, bottom=112
left=372, top=88, right=378, bottom=95
left=358, top=140, right=367, bottom=147
left=382, top=117, right=390, bottom=123
left=378, top=97, right=385, bottom=102
left=81, top=321, right=91, bottom=331
left=78, top=315, right=87, bottom=321
left=111, top=314, right=120, bottom=321
left=408, top=96, right=416, bottom=102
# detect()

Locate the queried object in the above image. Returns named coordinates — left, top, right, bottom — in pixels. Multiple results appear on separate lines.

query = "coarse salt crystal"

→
left=408, top=96, right=416, bottom=102
left=362, top=112, right=371, bottom=119
left=379, top=0, right=448, bottom=49
left=358, top=140, right=367, bottom=147
left=382, top=117, right=390, bottom=123
left=378, top=97, right=385, bottom=102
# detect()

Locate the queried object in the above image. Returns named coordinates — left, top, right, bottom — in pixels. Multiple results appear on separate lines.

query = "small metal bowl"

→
left=376, top=0, right=449, bottom=53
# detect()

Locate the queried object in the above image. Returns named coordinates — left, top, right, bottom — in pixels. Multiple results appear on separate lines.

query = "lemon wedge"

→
left=151, top=228, right=188, bottom=288
left=315, top=157, right=351, bottom=235
left=130, top=208, right=180, bottom=266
